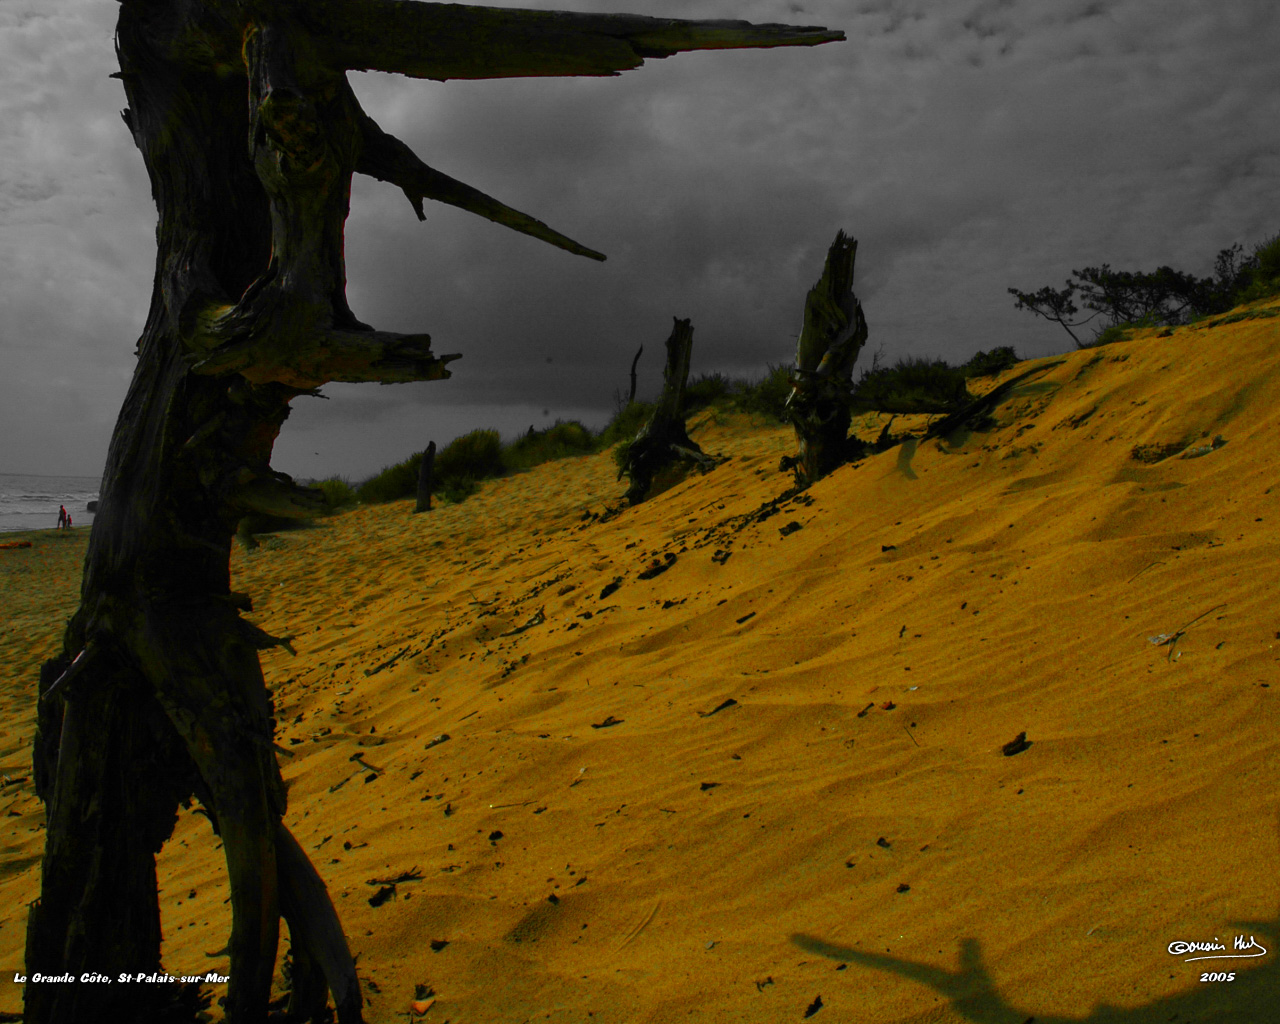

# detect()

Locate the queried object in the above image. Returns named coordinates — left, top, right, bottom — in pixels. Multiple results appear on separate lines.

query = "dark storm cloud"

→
left=2, top=0, right=1278, bottom=480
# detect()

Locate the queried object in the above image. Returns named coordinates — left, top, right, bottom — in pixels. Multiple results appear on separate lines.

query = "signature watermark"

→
left=1167, top=935, right=1268, bottom=962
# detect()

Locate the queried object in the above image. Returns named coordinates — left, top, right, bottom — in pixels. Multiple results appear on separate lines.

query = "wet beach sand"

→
left=2, top=304, right=1278, bottom=1022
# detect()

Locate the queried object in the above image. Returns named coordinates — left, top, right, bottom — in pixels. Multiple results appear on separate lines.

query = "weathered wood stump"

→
left=618, top=318, right=720, bottom=504
left=784, top=230, right=869, bottom=487
left=415, top=441, right=436, bottom=513
left=24, top=4, right=842, bottom=1022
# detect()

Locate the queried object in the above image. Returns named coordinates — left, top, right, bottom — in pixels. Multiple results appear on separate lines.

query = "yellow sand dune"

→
left=1, top=301, right=1277, bottom=1022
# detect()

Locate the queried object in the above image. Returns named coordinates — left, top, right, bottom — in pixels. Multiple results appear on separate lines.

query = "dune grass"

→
left=343, top=364, right=805, bottom=510
left=850, top=355, right=971, bottom=413
left=321, top=350, right=1039, bottom=516
left=256, top=237, right=1280, bottom=523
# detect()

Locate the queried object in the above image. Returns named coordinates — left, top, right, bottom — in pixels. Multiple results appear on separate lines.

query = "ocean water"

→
left=0, top=473, right=100, bottom=535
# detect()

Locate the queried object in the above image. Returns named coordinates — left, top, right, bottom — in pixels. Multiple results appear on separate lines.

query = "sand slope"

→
left=2, top=302, right=1278, bottom=1022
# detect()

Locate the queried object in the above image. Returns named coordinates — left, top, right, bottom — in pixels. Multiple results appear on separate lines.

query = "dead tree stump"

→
left=24, top=5, right=842, bottom=1022
left=415, top=441, right=436, bottom=513
left=618, top=318, right=720, bottom=504
left=784, top=230, right=869, bottom=487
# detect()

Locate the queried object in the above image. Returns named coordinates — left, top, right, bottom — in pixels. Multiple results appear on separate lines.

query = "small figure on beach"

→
left=57, top=505, right=67, bottom=530
left=66, top=513, right=72, bottom=530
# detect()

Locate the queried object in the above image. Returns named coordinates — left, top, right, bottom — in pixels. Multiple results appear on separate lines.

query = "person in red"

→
left=57, top=505, right=67, bottom=530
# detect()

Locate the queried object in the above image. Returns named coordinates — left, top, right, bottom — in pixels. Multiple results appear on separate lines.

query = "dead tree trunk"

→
left=25, top=4, right=841, bottom=1022
left=618, top=318, right=720, bottom=504
left=784, top=230, right=869, bottom=487
left=627, top=344, right=644, bottom=404
left=415, top=441, right=436, bottom=513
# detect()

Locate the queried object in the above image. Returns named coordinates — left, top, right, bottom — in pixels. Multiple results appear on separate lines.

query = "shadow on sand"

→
left=791, top=918, right=1276, bottom=1023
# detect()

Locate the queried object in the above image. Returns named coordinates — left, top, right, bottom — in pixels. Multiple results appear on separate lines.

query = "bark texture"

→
left=785, top=230, right=869, bottom=487
left=618, top=318, right=720, bottom=504
left=26, top=4, right=843, bottom=1022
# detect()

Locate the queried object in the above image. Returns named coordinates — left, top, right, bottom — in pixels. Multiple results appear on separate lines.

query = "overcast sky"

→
left=2, top=0, right=1277, bottom=481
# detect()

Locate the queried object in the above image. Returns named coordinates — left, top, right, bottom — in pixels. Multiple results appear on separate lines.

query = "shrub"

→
left=731, top=363, right=794, bottom=421
left=850, top=356, right=969, bottom=413
left=355, top=454, right=422, bottom=504
left=1233, top=232, right=1280, bottom=304
left=1081, top=311, right=1165, bottom=348
left=310, top=476, right=357, bottom=512
left=1087, top=324, right=1134, bottom=347
left=352, top=428, right=503, bottom=507
left=434, top=428, right=505, bottom=482
left=1011, top=230, right=1280, bottom=347
left=961, top=346, right=1019, bottom=378
left=503, top=420, right=596, bottom=472
left=596, top=400, right=656, bottom=451
left=351, top=422, right=599, bottom=510
left=612, top=436, right=634, bottom=474
left=683, top=372, right=733, bottom=413
left=437, top=476, right=479, bottom=504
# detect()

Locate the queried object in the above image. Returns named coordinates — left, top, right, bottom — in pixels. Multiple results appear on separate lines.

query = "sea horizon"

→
left=0, top=472, right=100, bottom=535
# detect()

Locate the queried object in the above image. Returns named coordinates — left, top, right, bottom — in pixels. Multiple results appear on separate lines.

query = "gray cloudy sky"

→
left=2, top=0, right=1277, bottom=481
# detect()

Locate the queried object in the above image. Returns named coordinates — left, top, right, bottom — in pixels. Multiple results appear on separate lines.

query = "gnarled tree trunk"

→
left=784, top=230, right=868, bottom=487
left=25, top=4, right=842, bottom=1022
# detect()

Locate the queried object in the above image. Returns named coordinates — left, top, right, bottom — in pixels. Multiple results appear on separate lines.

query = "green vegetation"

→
left=1085, top=311, right=1168, bottom=347
left=322, top=351, right=1022, bottom=515
left=1233, top=232, right=1280, bottom=303
left=433, top=428, right=505, bottom=481
left=960, top=346, right=1019, bottom=378
left=683, top=371, right=734, bottom=410
left=611, top=435, right=636, bottom=475
left=275, top=234, right=1280, bottom=517
left=1010, top=230, right=1280, bottom=348
left=503, top=420, right=596, bottom=470
left=850, top=355, right=970, bottom=414
left=351, top=422, right=593, bottom=508
left=355, top=455, right=422, bottom=505
left=310, top=476, right=358, bottom=512
left=726, top=363, right=795, bottom=420
left=595, top=400, right=656, bottom=452
left=336, top=362, right=799, bottom=511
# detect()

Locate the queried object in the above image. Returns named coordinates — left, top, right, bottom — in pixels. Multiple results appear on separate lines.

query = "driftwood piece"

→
left=618, top=318, right=719, bottom=505
left=784, top=230, right=868, bottom=487
left=415, top=441, right=436, bottom=513
left=25, top=3, right=843, bottom=1023
left=276, top=822, right=362, bottom=1021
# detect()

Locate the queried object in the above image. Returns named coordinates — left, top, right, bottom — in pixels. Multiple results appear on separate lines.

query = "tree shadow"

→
left=791, top=917, right=1276, bottom=1023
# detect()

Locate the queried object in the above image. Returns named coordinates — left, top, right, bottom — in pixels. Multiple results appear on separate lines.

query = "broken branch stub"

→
left=628, top=344, right=644, bottom=404
left=308, top=1, right=845, bottom=80
left=785, top=230, right=868, bottom=487
left=355, top=107, right=606, bottom=261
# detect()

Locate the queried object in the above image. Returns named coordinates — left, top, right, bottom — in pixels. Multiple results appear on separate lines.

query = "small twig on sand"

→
left=1126, top=560, right=1165, bottom=583
left=1175, top=603, right=1227, bottom=634
left=1149, top=603, right=1227, bottom=661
